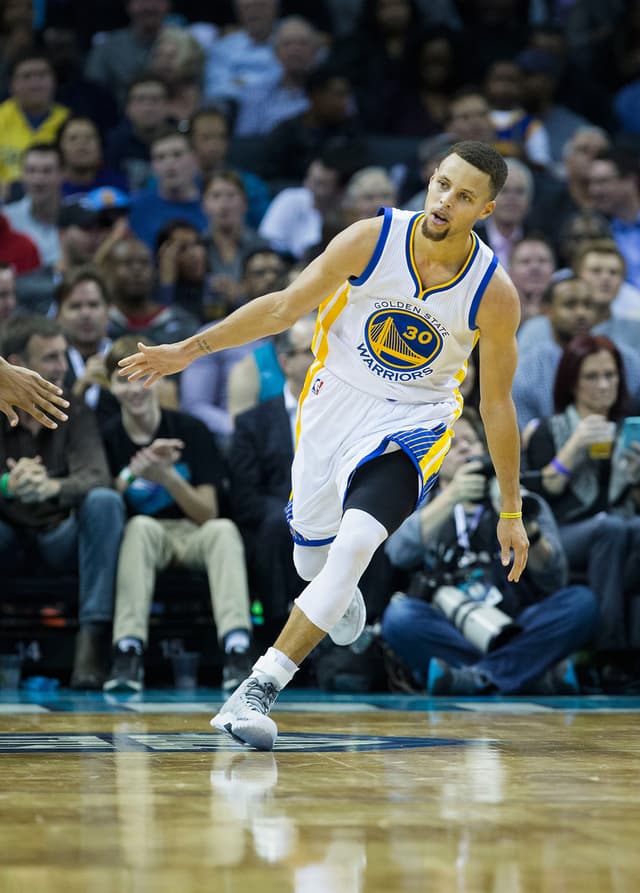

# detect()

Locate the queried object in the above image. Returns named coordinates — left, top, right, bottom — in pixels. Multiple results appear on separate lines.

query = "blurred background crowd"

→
left=1, top=0, right=640, bottom=696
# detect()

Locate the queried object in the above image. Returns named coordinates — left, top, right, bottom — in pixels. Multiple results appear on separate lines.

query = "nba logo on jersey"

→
left=311, top=377, right=324, bottom=395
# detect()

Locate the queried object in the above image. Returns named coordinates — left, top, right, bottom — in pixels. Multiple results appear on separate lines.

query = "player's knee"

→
left=293, top=543, right=330, bottom=581
left=330, top=522, right=386, bottom=577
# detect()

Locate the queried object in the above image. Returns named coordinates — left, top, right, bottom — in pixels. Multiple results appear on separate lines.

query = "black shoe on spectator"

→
left=70, top=624, right=107, bottom=690
left=222, top=649, right=253, bottom=693
left=530, top=659, right=579, bottom=695
left=103, top=645, right=144, bottom=693
left=427, top=658, right=490, bottom=696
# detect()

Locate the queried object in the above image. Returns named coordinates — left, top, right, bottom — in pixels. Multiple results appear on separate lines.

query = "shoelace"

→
left=243, top=678, right=277, bottom=714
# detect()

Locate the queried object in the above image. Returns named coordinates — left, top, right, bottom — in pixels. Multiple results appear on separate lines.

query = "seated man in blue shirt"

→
left=129, top=128, right=207, bottom=249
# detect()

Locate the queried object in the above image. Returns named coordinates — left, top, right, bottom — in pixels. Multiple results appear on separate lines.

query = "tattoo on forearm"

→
left=196, top=336, right=211, bottom=355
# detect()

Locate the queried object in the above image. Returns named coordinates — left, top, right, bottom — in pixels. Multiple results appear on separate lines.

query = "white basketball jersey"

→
left=311, top=206, right=498, bottom=405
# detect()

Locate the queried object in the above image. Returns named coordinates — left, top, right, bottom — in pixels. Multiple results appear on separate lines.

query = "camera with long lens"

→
left=407, top=547, right=522, bottom=652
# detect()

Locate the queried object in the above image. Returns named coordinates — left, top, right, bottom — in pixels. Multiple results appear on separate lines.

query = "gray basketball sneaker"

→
left=329, top=587, right=367, bottom=646
left=211, top=675, right=280, bottom=750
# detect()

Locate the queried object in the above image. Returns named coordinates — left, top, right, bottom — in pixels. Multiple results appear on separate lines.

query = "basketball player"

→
left=0, top=355, right=69, bottom=428
left=119, top=141, right=529, bottom=750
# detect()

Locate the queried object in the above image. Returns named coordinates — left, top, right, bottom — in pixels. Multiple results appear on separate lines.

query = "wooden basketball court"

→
left=1, top=690, right=638, bottom=892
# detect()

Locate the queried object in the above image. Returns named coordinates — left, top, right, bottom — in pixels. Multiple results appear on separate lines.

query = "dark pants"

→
left=0, top=488, right=125, bottom=624
left=382, top=586, right=599, bottom=694
left=560, top=514, right=640, bottom=649
left=249, top=515, right=306, bottom=622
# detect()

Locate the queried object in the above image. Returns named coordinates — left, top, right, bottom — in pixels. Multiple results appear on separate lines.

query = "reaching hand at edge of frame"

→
left=118, top=341, right=192, bottom=386
left=0, top=359, right=69, bottom=429
left=497, top=516, right=529, bottom=582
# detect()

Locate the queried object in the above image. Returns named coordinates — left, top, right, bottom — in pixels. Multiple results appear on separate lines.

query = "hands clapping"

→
left=129, top=438, right=184, bottom=484
left=5, top=456, right=60, bottom=503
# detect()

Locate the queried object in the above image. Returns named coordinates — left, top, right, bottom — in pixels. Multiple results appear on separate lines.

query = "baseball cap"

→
left=57, top=201, right=99, bottom=229
left=81, top=187, right=130, bottom=212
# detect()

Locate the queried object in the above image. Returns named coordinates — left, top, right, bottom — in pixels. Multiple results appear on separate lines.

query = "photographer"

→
left=382, top=409, right=598, bottom=695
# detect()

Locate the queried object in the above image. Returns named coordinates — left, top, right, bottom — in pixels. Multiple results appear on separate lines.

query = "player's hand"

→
left=497, top=516, right=529, bottom=582
left=118, top=341, right=192, bottom=386
left=0, top=360, right=69, bottom=429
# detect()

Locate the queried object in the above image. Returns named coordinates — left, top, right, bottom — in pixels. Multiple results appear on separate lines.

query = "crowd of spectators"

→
left=1, top=0, right=640, bottom=694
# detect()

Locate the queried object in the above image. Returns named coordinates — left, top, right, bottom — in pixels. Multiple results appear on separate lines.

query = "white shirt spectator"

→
left=258, top=187, right=322, bottom=259
left=612, top=281, right=640, bottom=321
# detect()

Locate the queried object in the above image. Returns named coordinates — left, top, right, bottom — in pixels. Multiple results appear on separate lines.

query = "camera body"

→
left=468, top=455, right=541, bottom=524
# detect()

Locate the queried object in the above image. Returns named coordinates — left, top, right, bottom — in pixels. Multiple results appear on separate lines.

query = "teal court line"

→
left=1, top=688, right=640, bottom=714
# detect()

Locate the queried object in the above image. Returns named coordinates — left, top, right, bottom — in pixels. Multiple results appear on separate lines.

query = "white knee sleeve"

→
left=293, top=543, right=330, bottom=581
left=294, top=509, right=387, bottom=631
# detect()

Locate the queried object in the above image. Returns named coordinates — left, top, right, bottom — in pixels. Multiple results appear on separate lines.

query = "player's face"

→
left=423, top=154, right=495, bottom=242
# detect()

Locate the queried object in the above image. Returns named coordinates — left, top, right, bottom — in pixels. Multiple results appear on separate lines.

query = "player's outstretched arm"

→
left=475, top=268, right=529, bottom=582
left=0, top=357, right=69, bottom=429
left=119, top=217, right=384, bottom=385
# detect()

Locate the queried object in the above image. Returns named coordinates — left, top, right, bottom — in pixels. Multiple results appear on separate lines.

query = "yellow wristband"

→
left=499, top=511, right=522, bottom=519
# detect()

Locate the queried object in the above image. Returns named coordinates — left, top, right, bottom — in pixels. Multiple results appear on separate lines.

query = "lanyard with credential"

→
left=453, top=503, right=485, bottom=551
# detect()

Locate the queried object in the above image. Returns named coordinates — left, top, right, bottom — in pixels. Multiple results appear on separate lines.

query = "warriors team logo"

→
left=361, top=308, right=444, bottom=379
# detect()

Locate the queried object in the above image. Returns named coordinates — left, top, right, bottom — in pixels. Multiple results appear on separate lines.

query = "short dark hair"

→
left=154, top=218, right=203, bottom=254
left=510, top=233, right=556, bottom=265
left=2, top=314, right=63, bottom=359
left=573, top=238, right=626, bottom=275
left=22, top=141, right=63, bottom=166
left=150, top=126, right=190, bottom=153
left=105, top=334, right=157, bottom=380
left=594, top=148, right=640, bottom=182
left=553, top=333, right=628, bottom=419
left=56, top=116, right=102, bottom=153
left=8, top=48, right=54, bottom=80
left=540, top=273, right=582, bottom=306
left=242, top=247, right=288, bottom=275
left=202, top=168, right=247, bottom=198
left=448, top=85, right=488, bottom=109
left=188, top=107, right=229, bottom=136
left=55, top=266, right=111, bottom=308
left=439, top=140, right=508, bottom=199
left=305, top=63, right=349, bottom=95
left=126, top=73, right=168, bottom=99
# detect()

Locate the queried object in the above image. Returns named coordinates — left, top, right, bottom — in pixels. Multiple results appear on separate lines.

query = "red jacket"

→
left=0, top=213, right=40, bottom=274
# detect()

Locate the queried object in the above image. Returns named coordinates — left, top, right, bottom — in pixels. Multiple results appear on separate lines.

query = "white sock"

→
left=252, top=647, right=298, bottom=690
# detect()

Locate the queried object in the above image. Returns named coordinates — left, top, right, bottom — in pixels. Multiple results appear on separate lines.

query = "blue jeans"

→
left=0, top=488, right=125, bottom=624
left=382, top=586, right=599, bottom=694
